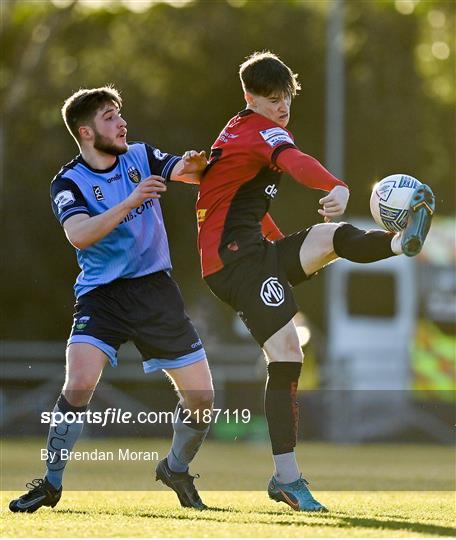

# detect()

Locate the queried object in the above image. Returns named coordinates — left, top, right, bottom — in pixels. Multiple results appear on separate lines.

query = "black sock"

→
left=333, top=223, right=395, bottom=263
left=265, top=362, right=301, bottom=455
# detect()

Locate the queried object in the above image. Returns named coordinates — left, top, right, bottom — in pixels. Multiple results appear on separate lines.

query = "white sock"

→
left=273, top=451, right=300, bottom=484
left=391, top=233, right=403, bottom=255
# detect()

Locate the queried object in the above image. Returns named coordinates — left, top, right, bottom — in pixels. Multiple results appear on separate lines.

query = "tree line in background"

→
left=1, top=0, right=454, bottom=340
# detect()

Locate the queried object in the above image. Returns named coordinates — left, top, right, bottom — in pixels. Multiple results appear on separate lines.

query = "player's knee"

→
left=268, top=335, right=303, bottom=363
left=64, top=372, right=99, bottom=394
left=299, top=223, right=339, bottom=273
left=318, top=223, right=339, bottom=257
left=284, top=344, right=303, bottom=364
left=264, top=321, right=304, bottom=363
left=186, top=388, right=214, bottom=414
left=279, top=332, right=302, bottom=362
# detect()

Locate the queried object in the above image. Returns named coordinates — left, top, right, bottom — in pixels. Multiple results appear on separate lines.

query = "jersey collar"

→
left=77, top=154, right=119, bottom=174
left=238, top=109, right=255, bottom=117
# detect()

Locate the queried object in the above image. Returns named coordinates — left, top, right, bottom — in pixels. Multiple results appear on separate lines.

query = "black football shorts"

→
left=68, top=271, right=205, bottom=373
left=205, top=228, right=312, bottom=347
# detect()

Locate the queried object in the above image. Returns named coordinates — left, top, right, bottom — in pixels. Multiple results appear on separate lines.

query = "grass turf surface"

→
left=1, top=439, right=455, bottom=537
left=2, top=491, right=455, bottom=538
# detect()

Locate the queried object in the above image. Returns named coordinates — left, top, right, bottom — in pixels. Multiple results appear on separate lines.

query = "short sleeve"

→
left=50, top=177, right=90, bottom=225
left=254, top=126, right=297, bottom=166
left=145, top=144, right=181, bottom=182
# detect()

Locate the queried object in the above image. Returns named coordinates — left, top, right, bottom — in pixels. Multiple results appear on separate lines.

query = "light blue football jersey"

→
left=51, top=142, right=180, bottom=298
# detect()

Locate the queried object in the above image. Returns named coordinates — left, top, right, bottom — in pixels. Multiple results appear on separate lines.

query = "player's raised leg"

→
left=297, top=221, right=401, bottom=278
left=299, top=185, right=435, bottom=276
left=9, top=344, right=107, bottom=513
left=156, top=358, right=214, bottom=510
left=297, top=214, right=431, bottom=280
left=262, top=321, right=327, bottom=512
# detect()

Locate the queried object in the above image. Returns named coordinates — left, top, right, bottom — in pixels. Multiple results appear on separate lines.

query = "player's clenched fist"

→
left=125, top=175, right=167, bottom=209
left=318, top=185, right=350, bottom=222
left=180, top=150, right=207, bottom=174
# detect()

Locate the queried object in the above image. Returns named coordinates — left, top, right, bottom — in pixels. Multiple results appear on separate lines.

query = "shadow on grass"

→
left=53, top=508, right=456, bottom=537
left=336, top=514, right=456, bottom=537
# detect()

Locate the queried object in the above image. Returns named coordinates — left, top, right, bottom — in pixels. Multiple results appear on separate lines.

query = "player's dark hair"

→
left=239, top=51, right=300, bottom=98
left=61, top=85, right=122, bottom=142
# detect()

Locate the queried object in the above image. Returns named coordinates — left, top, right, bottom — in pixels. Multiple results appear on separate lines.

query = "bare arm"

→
left=64, top=175, right=167, bottom=250
left=170, top=150, right=207, bottom=185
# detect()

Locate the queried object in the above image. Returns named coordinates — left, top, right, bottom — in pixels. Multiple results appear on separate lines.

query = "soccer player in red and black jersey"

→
left=197, top=51, right=434, bottom=512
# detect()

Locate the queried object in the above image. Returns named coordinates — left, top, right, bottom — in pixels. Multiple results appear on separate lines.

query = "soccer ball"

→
left=370, top=174, right=421, bottom=232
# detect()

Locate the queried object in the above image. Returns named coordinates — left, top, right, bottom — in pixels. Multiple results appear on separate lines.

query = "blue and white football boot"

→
left=401, top=184, right=435, bottom=257
left=268, top=475, right=328, bottom=512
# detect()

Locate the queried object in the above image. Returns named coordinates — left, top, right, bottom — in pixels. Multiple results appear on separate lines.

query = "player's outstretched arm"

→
left=276, top=147, right=348, bottom=192
left=170, top=150, right=207, bottom=184
left=275, top=147, right=350, bottom=221
left=64, top=176, right=166, bottom=250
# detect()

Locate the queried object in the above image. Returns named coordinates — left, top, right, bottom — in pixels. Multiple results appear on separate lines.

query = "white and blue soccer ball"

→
left=370, top=174, right=421, bottom=232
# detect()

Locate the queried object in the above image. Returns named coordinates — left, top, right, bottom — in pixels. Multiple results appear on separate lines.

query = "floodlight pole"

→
left=325, top=0, right=346, bottom=442
left=325, top=0, right=345, bottom=179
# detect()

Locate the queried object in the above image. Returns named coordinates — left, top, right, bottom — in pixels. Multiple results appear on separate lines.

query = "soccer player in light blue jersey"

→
left=10, top=86, right=212, bottom=512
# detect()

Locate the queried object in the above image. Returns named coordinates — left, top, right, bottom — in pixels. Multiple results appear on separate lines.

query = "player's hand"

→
left=179, top=150, right=207, bottom=175
left=318, top=185, right=349, bottom=222
left=125, top=175, right=167, bottom=209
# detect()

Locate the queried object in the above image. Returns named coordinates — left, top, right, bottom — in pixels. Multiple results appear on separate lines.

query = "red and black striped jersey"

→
left=197, top=109, right=347, bottom=277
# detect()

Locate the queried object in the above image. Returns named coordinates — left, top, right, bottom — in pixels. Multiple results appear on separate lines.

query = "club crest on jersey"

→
left=128, top=166, right=141, bottom=184
left=260, top=277, right=285, bottom=307
left=92, top=185, right=104, bottom=201
left=54, top=190, right=75, bottom=214
left=259, top=127, right=293, bottom=148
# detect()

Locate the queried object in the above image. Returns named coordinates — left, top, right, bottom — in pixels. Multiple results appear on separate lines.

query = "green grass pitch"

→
left=2, top=438, right=455, bottom=538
